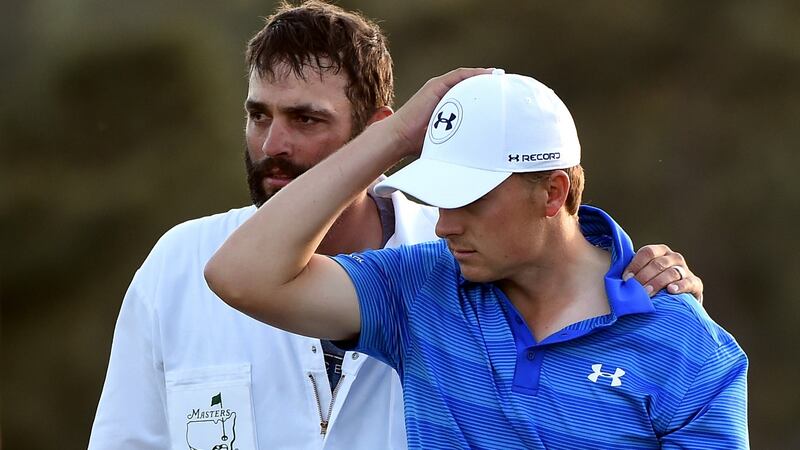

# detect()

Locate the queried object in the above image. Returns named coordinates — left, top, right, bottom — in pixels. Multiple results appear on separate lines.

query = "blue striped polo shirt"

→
left=333, top=205, right=749, bottom=449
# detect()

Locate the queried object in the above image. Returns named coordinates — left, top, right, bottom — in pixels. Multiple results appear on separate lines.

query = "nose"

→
left=435, top=208, right=464, bottom=239
left=261, top=119, right=291, bottom=158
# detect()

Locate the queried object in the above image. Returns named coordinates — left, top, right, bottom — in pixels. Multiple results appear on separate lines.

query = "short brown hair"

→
left=520, top=165, right=585, bottom=215
left=246, top=1, right=394, bottom=135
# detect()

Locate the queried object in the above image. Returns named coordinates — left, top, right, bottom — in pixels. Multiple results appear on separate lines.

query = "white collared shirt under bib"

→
left=89, top=189, right=438, bottom=450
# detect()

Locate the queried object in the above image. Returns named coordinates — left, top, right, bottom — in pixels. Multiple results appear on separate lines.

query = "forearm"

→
left=205, top=67, right=489, bottom=331
left=205, top=119, right=407, bottom=312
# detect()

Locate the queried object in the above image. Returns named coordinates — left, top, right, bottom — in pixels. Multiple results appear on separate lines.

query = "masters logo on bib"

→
left=185, top=393, right=237, bottom=450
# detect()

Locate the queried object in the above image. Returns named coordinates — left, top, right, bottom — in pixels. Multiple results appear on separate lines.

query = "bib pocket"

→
left=165, top=364, right=258, bottom=450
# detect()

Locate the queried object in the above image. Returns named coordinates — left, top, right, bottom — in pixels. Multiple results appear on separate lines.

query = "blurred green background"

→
left=2, top=0, right=798, bottom=448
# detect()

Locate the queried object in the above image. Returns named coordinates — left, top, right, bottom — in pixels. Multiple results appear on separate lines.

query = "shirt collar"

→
left=579, top=205, right=655, bottom=318
left=456, top=205, right=654, bottom=318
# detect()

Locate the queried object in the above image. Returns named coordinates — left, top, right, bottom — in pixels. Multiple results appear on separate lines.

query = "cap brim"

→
left=375, top=158, right=512, bottom=209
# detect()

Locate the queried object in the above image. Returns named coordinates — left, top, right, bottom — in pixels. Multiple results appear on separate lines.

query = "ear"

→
left=544, top=170, right=570, bottom=218
left=366, top=106, right=393, bottom=125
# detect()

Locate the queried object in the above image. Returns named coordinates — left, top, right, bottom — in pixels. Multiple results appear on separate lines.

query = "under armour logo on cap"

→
left=587, top=364, right=625, bottom=387
left=428, top=99, right=463, bottom=144
left=434, top=112, right=457, bottom=130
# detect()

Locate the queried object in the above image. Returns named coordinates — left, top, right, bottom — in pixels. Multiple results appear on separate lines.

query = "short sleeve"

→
left=332, top=241, right=444, bottom=373
left=661, top=337, right=750, bottom=449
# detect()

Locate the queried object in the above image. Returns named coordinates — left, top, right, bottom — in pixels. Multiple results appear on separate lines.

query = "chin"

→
left=457, top=266, right=497, bottom=284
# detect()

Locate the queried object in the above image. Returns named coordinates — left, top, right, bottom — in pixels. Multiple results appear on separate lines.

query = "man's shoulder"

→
left=122, top=205, right=255, bottom=311
left=639, top=292, right=745, bottom=360
left=134, top=206, right=255, bottom=280
left=607, top=294, right=747, bottom=400
left=396, top=239, right=449, bottom=259
left=346, top=239, right=447, bottom=266
left=162, top=205, right=255, bottom=240
left=386, top=191, right=439, bottom=246
left=393, top=194, right=437, bottom=219
left=336, top=240, right=450, bottom=296
left=153, top=206, right=256, bottom=254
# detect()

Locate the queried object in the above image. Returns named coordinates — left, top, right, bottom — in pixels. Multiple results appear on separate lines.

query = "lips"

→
left=448, top=244, right=476, bottom=259
left=258, top=160, right=306, bottom=190
left=247, top=153, right=309, bottom=206
left=265, top=169, right=295, bottom=187
left=452, top=249, right=476, bottom=255
left=264, top=175, right=293, bottom=189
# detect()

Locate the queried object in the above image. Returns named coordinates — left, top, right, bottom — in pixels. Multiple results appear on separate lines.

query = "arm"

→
left=204, top=68, right=491, bottom=341
left=624, top=244, right=705, bottom=302
left=89, top=282, right=169, bottom=450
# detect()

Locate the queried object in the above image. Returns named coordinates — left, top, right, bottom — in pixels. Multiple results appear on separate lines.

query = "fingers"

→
left=625, top=247, right=685, bottom=289
left=392, top=68, right=493, bottom=155
left=639, top=264, right=684, bottom=296
left=623, top=244, right=672, bottom=279
left=430, top=67, right=494, bottom=96
left=413, top=68, right=494, bottom=114
left=624, top=244, right=705, bottom=303
left=666, top=276, right=704, bottom=305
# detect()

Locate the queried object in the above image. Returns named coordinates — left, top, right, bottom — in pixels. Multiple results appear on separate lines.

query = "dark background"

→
left=2, top=1, right=798, bottom=448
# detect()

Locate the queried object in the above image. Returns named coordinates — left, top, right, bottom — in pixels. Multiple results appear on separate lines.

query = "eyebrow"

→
left=245, top=99, right=336, bottom=120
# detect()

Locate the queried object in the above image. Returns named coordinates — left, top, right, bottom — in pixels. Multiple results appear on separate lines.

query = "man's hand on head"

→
left=623, top=244, right=704, bottom=303
left=388, top=68, right=493, bottom=158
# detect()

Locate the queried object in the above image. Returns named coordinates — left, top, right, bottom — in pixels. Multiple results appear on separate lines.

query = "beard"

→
left=245, top=150, right=311, bottom=207
left=243, top=118, right=366, bottom=207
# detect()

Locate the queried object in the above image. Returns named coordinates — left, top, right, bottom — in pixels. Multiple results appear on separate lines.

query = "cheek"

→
left=245, top=128, right=264, bottom=156
left=494, top=224, right=537, bottom=263
left=473, top=229, right=517, bottom=263
left=496, top=242, right=528, bottom=265
left=312, top=134, right=350, bottom=161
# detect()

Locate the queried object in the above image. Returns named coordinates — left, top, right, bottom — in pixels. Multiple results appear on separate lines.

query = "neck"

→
left=316, top=191, right=384, bottom=256
left=497, top=213, right=611, bottom=342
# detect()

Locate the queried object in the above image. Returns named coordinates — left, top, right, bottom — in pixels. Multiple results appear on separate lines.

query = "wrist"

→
left=366, top=118, right=418, bottom=162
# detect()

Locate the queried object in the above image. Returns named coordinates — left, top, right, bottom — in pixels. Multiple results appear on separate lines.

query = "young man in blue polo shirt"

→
left=206, top=68, right=748, bottom=448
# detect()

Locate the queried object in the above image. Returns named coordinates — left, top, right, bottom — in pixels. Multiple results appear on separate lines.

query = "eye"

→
left=246, top=110, right=267, bottom=123
left=248, top=111, right=268, bottom=123
left=295, top=115, right=320, bottom=125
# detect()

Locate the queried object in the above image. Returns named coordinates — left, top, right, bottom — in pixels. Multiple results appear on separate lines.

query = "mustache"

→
left=245, top=151, right=311, bottom=207
left=249, top=155, right=309, bottom=179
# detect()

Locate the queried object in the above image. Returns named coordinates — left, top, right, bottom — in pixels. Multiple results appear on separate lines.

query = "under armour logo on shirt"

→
left=587, top=364, right=625, bottom=387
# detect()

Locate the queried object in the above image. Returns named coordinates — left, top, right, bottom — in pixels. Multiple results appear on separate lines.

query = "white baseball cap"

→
left=375, top=69, right=581, bottom=208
